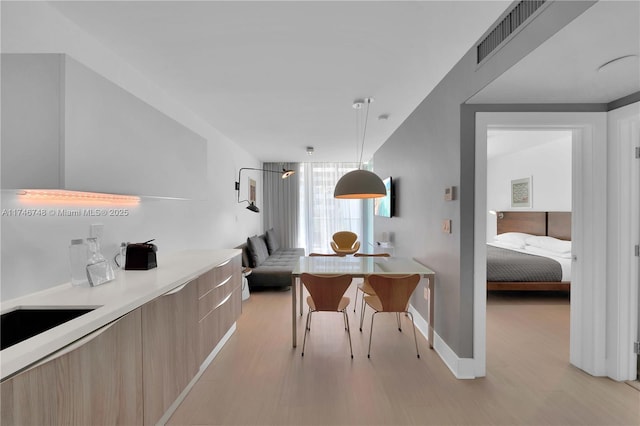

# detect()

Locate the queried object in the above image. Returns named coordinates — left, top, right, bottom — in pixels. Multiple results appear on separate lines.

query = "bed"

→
left=487, top=211, right=571, bottom=291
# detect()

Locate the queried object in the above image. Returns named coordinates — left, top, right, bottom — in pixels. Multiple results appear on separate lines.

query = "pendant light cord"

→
left=358, top=98, right=371, bottom=169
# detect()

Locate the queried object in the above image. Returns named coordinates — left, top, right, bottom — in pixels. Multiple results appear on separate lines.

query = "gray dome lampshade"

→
left=334, top=169, right=387, bottom=199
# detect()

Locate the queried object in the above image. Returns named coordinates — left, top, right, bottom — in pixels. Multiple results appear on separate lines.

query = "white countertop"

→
left=0, top=249, right=240, bottom=381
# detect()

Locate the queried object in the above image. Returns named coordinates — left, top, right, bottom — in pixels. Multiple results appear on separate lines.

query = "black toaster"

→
left=125, top=241, right=158, bottom=270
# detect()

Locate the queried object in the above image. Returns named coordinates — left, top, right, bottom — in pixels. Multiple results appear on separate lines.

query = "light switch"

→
left=442, top=219, right=451, bottom=233
left=444, top=186, right=454, bottom=201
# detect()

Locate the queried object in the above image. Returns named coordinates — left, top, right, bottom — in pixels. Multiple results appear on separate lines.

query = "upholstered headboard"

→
left=497, top=211, right=571, bottom=240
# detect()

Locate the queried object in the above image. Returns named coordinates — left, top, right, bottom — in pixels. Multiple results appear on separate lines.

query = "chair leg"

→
left=406, top=311, right=420, bottom=358
left=367, top=311, right=378, bottom=358
left=396, top=312, right=402, bottom=331
left=353, top=286, right=359, bottom=313
left=302, top=311, right=312, bottom=357
left=343, top=310, right=354, bottom=358
left=359, top=296, right=367, bottom=331
left=342, top=309, right=348, bottom=330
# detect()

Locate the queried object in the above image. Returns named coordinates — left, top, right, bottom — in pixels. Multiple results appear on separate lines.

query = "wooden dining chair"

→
left=364, top=274, right=421, bottom=358
left=353, top=253, right=391, bottom=330
left=330, top=231, right=360, bottom=255
left=300, top=273, right=354, bottom=358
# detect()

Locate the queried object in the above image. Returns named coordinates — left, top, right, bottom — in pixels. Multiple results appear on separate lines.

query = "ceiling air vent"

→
left=477, top=0, right=546, bottom=64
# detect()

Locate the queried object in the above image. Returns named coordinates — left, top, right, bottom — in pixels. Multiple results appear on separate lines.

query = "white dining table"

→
left=291, top=256, right=435, bottom=348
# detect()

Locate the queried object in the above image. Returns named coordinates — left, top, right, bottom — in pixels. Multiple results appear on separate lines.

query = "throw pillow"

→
left=265, top=228, right=280, bottom=254
left=244, top=235, right=257, bottom=267
left=525, top=235, right=572, bottom=254
left=247, top=235, right=269, bottom=267
left=493, top=232, right=534, bottom=249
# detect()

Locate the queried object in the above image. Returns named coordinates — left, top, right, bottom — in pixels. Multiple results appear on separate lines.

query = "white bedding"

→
left=488, top=242, right=572, bottom=282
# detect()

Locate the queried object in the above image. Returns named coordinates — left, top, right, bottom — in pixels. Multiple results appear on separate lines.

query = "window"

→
left=298, top=163, right=370, bottom=253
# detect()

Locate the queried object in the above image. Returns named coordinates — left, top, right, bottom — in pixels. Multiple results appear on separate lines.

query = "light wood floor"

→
left=168, top=284, right=640, bottom=425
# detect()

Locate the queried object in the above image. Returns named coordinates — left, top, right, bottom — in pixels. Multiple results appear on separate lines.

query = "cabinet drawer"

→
left=197, top=268, right=216, bottom=299
left=214, top=257, right=236, bottom=284
left=197, top=256, right=240, bottom=299
left=197, top=274, right=233, bottom=321
left=198, top=287, right=241, bottom=361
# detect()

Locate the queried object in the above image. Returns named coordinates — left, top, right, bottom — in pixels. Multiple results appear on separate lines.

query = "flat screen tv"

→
left=374, top=176, right=393, bottom=217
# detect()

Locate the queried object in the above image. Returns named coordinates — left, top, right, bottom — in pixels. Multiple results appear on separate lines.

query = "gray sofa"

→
left=237, top=229, right=305, bottom=289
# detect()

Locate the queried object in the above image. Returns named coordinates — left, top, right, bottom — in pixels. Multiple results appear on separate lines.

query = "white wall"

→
left=1, top=2, right=262, bottom=301
left=486, top=132, right=572, bottom=241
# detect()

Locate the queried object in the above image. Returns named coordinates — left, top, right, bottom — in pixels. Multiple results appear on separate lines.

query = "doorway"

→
left=484, top=127, right=573, bottom=372
left=474, top=111, right=609, bottom=379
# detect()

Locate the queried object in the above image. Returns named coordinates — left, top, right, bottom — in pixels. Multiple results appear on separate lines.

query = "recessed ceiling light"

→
left=597, top=54, right=638, bottom=72
left=306, top=146, right=314, bottom=155
left=378, top=114, right=389, bottom=121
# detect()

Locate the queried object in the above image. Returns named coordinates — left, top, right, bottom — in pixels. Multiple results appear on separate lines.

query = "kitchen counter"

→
left=0, top=249, right=240, bottom=381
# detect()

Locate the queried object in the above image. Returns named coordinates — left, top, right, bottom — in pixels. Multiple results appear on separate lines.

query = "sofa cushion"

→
left=247, top=247, right=305, bottom=288
left=265, top=228, right=280, bottom=254
left=247, top=235, right=269, bottom=267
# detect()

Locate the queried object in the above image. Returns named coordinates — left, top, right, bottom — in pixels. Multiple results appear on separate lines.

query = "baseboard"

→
left=157, top=323, right=237, bottom=425
left=408, top=305, right=476, bottom=379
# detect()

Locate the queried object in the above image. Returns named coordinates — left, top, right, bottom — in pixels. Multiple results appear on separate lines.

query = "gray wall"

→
left=373, top=1, right=596, bottom=357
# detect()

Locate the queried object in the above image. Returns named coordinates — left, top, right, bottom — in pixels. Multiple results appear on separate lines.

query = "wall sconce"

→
left=489, top=210, right=504, bottom=219
left=235, top=167, right=295, bottom=213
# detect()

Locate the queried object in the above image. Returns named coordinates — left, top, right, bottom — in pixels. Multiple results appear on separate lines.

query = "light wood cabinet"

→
left=0, top=309, right=143, bottom=426
left=197, top=255, right=242, bottom=363
left=0, top=253, right=242, bottom=425
left=141, top=279, right=199, bottom=425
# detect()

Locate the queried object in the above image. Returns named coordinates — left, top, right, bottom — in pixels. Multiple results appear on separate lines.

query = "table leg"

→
left=428, top=274, right=434, bottom=349
left=300, top=280, right=304, bottom=316
left=292, top=275, right=297, bottom=347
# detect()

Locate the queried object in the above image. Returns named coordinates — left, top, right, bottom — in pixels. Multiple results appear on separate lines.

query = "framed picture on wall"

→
left=511, top=177, right=532, bottom=208
left=249, top=178, right=256, bottom=203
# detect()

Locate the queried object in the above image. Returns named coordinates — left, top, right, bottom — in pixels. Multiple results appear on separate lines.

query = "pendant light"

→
left=334, top=98, right=386, bottom=199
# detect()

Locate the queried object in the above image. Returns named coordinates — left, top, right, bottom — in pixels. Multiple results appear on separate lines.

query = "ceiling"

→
left=48, top=1, right=639, bottom=163
left=469, top=0, right=640, bottom=104
left=49, top=0, right=511, bottom=163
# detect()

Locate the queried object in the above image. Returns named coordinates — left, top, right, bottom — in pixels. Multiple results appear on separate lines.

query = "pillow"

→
left=493, top=232, right=534, bottom=249
left=247, top=235, right=269, bottom=267
left=525, top=245, right=572, bottom=259
left=525, top=235, right=572, bottom=254
left=265, top=228, right=280, bottom=254
left=490, top=241, right=526, bottom=251
left=240, top=244, right=251, bottom=268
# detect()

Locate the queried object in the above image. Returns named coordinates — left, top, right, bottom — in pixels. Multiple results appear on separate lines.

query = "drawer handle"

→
left=213, top=291, right=233, bottom=311
left=215, top=275, right=232, bottom=289
left=163, top=281, right=190, bottom=296
left=217, top=259, right=231, bottom=268
left=200, top=291, right=235, bottom=322
left=24, top=317, right=121, bottom=370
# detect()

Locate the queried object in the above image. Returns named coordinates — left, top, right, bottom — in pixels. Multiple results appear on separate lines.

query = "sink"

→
left=1, top=307, right=97, bottom=351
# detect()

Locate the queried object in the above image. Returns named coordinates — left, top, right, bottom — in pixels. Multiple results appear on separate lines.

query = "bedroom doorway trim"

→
left=606, top=103, right=640, bottom=381
left=475, top=112, right=608, bottom=378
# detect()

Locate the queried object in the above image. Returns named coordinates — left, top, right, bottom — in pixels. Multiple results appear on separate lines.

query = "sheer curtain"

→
left=299, top=163, right=367, bottom=253
left=262, top=162, right=299, bottom=248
